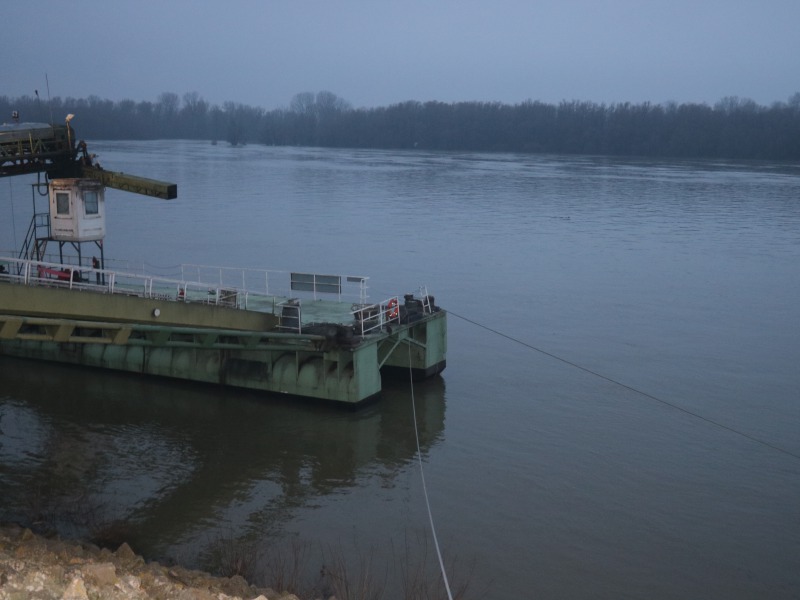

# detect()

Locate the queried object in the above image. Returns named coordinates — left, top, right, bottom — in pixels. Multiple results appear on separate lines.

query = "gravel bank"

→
left=0, top=523, right=302, bottom=600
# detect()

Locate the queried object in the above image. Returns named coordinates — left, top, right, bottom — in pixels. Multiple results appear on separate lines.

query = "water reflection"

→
left=0, top=356, right=446, bottom=559
left=4, top=143, right=800, bottom=597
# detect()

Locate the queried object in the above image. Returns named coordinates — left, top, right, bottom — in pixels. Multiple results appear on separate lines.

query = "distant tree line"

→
left=3, top=91, right=799, bottom=160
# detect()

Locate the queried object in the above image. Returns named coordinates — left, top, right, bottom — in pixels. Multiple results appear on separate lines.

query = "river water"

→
left=2, top=141, right=799, bottom=598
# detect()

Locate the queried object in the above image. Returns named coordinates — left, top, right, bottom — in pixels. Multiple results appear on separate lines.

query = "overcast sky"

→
left=3, top=0, right=798, bottom=111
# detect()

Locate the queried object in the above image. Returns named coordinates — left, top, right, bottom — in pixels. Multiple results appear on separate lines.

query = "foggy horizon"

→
left=4, top=88, right=798, bottom=115
left=3, top=1, right=799, bottom=113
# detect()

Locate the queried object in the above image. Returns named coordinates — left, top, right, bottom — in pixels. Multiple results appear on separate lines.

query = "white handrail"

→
left=0, top=257, right=426, bottom=336
left=353, top=296, right=400, bottom=335
left=1, top=257, right=376, bottom=312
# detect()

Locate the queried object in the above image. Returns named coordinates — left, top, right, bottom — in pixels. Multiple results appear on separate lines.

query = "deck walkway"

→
left=0, top=256, right=403, bottom=333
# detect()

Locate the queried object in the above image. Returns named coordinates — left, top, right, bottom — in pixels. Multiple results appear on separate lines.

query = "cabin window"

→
left=84, top=191, right=99, bottom=215
left=56, top=192, right=70, bottom=215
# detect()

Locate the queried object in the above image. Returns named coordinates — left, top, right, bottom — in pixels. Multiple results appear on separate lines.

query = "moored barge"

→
left=0, top=117, right=446, bottom=405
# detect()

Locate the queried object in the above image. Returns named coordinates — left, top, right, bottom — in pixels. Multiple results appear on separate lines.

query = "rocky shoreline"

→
left=0, top=523, right=301, bottom=600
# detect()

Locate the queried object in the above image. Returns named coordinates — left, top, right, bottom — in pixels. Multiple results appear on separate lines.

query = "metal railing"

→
left=180, top=263, right=369, bottom=304
left=0, top=257, right=427, bottom=337
left=352, top=296, right=401, bottom=335
left=0, top=256, right=258, bottom=309
left=1, top=256, right=380, bottom=319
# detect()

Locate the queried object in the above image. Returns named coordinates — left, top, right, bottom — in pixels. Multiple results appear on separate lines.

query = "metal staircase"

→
left=17, top=212, right=51, bottom=262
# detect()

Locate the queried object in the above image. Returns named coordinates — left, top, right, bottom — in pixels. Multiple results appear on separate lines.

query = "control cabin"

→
left=48, top=178, right=106, bottom=242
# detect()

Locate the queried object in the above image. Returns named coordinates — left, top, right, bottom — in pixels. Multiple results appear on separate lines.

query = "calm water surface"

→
left=2, top=142, right=799, bottom=598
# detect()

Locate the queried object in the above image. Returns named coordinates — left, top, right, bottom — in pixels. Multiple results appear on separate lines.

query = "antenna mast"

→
left=45, top=73, right=54, bottom=126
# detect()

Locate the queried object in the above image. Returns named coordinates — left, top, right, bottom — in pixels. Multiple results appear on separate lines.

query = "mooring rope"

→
left=9, top=181, right=18, bottom=251
left=448, top=309, right=800, bottom=462
left=408, top=343, right=454, bottom=600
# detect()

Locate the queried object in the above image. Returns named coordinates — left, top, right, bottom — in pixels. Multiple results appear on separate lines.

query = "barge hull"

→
left=0, top=338, right=383, bottom=404
left=0, top=283, right=447, bottom=405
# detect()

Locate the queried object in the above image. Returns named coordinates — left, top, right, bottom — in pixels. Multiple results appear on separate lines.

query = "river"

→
left=2, top=141, right=799, bottom=599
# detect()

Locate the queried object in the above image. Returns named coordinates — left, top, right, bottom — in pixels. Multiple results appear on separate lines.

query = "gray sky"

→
left=3, top=0, right=798, bottom=110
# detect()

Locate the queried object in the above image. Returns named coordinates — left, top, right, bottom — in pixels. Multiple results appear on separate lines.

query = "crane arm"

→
left=0, top=121, right=177, bottom=199
left=80, top=165, right=177, bottom=200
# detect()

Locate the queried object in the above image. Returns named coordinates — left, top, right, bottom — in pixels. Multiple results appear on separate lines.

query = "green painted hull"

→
left=0, top=283, right=446, bottom=405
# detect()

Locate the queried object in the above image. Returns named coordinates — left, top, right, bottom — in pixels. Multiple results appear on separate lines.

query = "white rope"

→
left=408, top=343, right=454, bottom=600
left=448, top=309, right=800, bottom=462
left=9, top=181, right=18, bottom=251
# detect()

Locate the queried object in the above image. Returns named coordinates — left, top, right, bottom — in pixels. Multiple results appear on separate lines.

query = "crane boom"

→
left=80, top=165, right=177, bottom=200
left=0, top=120, right=177, bottom=199
left=0, top=123, right=73, bottom=178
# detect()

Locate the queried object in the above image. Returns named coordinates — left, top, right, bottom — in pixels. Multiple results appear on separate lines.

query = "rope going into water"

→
left=9, top=181, right=18, bottom=251
left=408, top=343, right=454, bottom=600
left=448, top=309, right=800, bottom=463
